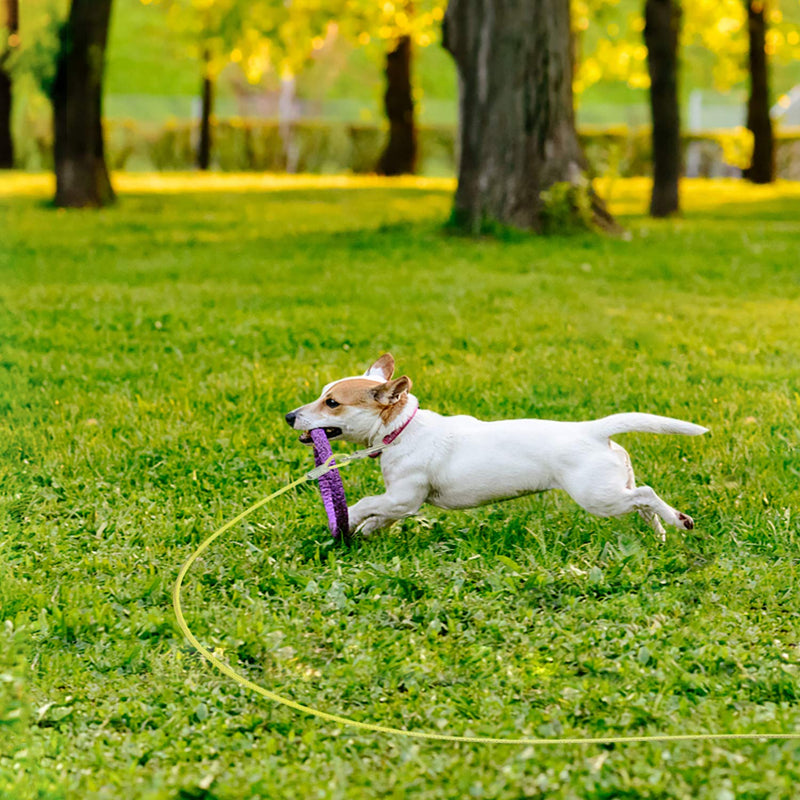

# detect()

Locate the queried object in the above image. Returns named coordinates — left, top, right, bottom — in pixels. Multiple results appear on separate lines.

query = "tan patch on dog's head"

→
left=316, top=375, right=412, bottom=422
left=320, top=378, right=384, bottom=410
left=372, top=376, right=412, bottom=423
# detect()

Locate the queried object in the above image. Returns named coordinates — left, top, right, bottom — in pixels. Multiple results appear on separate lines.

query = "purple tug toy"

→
left=309, top=428, right=349, bottom=539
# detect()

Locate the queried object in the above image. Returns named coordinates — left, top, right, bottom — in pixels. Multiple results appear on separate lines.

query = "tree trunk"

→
left=52, top=0, right=115, bottom=207
left=442, top=0, right=612, bottom=233
left=378, top=35, right=417, bottom=176
left=644, top=0, right=681, bottom=217
left=0, top=0, right=20, bottom=169
left=279, top=74, right=297, bottom=172
left=0, top=65, right=11, bottom=168
left=744, top=0, right=774, bottom=184
left=198, top=48, right=214, bottom=171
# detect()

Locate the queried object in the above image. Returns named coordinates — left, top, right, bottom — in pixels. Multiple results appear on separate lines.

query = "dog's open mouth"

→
left=299, top=427, right=342, bottom=444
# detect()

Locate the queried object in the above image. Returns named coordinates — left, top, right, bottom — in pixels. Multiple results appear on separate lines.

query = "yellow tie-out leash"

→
left=173, top=453, right=800, bottom=746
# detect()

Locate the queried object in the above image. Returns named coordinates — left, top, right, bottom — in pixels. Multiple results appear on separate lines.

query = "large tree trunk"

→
left=744, top=0, right=774, bottom=184
left=644, top=0, right=681, bottom=217
left=442, top=0, right=612, bottom=233
left=0, top=0, right=19, bottom=169
left=52, top=0, right=115, bottom=207
left=198, top=48, right=214, bottom=171
left=377, top=35, right=417, bottom=176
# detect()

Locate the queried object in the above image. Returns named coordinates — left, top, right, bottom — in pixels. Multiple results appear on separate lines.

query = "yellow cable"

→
left=173, top=463, right=800, bottom=747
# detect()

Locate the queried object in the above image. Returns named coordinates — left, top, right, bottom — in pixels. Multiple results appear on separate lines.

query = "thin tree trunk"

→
left=378, top=35, right=417, bottom=175
left=442, top=0, right=613, bottom=233
left=279, top=74, right=297, bottom=172
left=52, top=0, right=115, bottom=207
left=0, top=66, right=11, bottom=168
left=744, top=0, right=774, bottom=184
left=1, top=0, right=20, bottom=169
left=644, top=0, right=681, bottom=217
left=198, top=48, right=214, bottom=171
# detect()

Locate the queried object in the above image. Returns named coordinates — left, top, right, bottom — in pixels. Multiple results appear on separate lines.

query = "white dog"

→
left=285, top=354, right=708, bottom=539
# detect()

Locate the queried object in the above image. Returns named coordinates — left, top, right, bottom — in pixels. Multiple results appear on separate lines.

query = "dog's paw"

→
left=676, top=512, right=694, bottom=531
left=353, top=516, right=381, bottom=538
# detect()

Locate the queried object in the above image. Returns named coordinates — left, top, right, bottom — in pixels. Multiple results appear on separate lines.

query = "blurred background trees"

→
left=3, top=0, right=800, bottom=221
left=149, top=0, right=340, bottom=170
left=339, top=0, right=447, bottom=175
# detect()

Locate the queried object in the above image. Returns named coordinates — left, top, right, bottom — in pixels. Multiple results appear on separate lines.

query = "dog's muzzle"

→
left=285, top=411, right=342, bottom=443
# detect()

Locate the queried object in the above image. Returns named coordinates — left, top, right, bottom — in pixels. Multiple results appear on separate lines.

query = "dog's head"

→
left=285, top=354, right=413, bottom=445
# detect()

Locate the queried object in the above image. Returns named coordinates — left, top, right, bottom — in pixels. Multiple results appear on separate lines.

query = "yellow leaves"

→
left=718, top=126, right=754, bottom=170
left=682, top=0, right=748, bottom=92
left=576, top=57, right=603, bottom=92
left=576, top=36, right=648, bottom=93
left=344, top=0, right=446, bottom=47
left=765, top=28, right=784, bottom=56
left=716, top=16, right=742, bottom=36
left=244, top=49, right=270, bottom=84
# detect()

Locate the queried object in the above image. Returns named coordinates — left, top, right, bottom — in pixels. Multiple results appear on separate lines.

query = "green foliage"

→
left=539, top=179, right=595, bottom=234
left=1, top=176, right=800, bottom=798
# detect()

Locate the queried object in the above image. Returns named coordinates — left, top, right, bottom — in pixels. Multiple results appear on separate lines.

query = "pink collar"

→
left=370, top=404, right=418, bottom=457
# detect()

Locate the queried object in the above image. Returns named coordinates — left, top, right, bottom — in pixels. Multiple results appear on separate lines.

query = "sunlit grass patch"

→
left=0, top=171, right=455, bottom=199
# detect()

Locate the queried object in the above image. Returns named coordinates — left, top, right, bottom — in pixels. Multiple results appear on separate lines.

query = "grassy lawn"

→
left=1, top=174, right=800, bottom=799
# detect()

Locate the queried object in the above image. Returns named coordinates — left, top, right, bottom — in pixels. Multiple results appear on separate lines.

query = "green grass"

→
left=1, top=174, right=800, bottom=799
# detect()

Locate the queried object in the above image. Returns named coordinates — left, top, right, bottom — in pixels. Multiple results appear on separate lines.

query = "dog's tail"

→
left=588, top=412, right=709, bottom=439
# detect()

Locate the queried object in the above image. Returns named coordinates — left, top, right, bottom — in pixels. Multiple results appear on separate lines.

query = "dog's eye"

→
left=325, top=398, right=340, bottom=408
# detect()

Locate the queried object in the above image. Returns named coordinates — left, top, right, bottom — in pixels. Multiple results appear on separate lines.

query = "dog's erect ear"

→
left=372, top=376, right=412, bottom=406
left=364, top=353, right=395, bottom=381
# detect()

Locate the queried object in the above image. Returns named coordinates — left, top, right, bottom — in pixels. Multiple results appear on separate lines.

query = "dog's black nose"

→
left=285, top=411, right=297, bottom=428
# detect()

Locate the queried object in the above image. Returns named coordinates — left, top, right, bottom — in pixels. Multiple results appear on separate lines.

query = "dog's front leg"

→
left=348, top=478, right=427, bottom=537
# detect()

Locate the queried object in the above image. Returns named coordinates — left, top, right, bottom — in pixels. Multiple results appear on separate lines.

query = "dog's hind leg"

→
left=639, top=508, right=667, bottom=542
left=563, top=445, right=694, bottom=534
left=569, top=481, right=694, bottom=533
left=627, top=486, right=694, bottom=531
left=612, top=441, right=667, bottom=541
